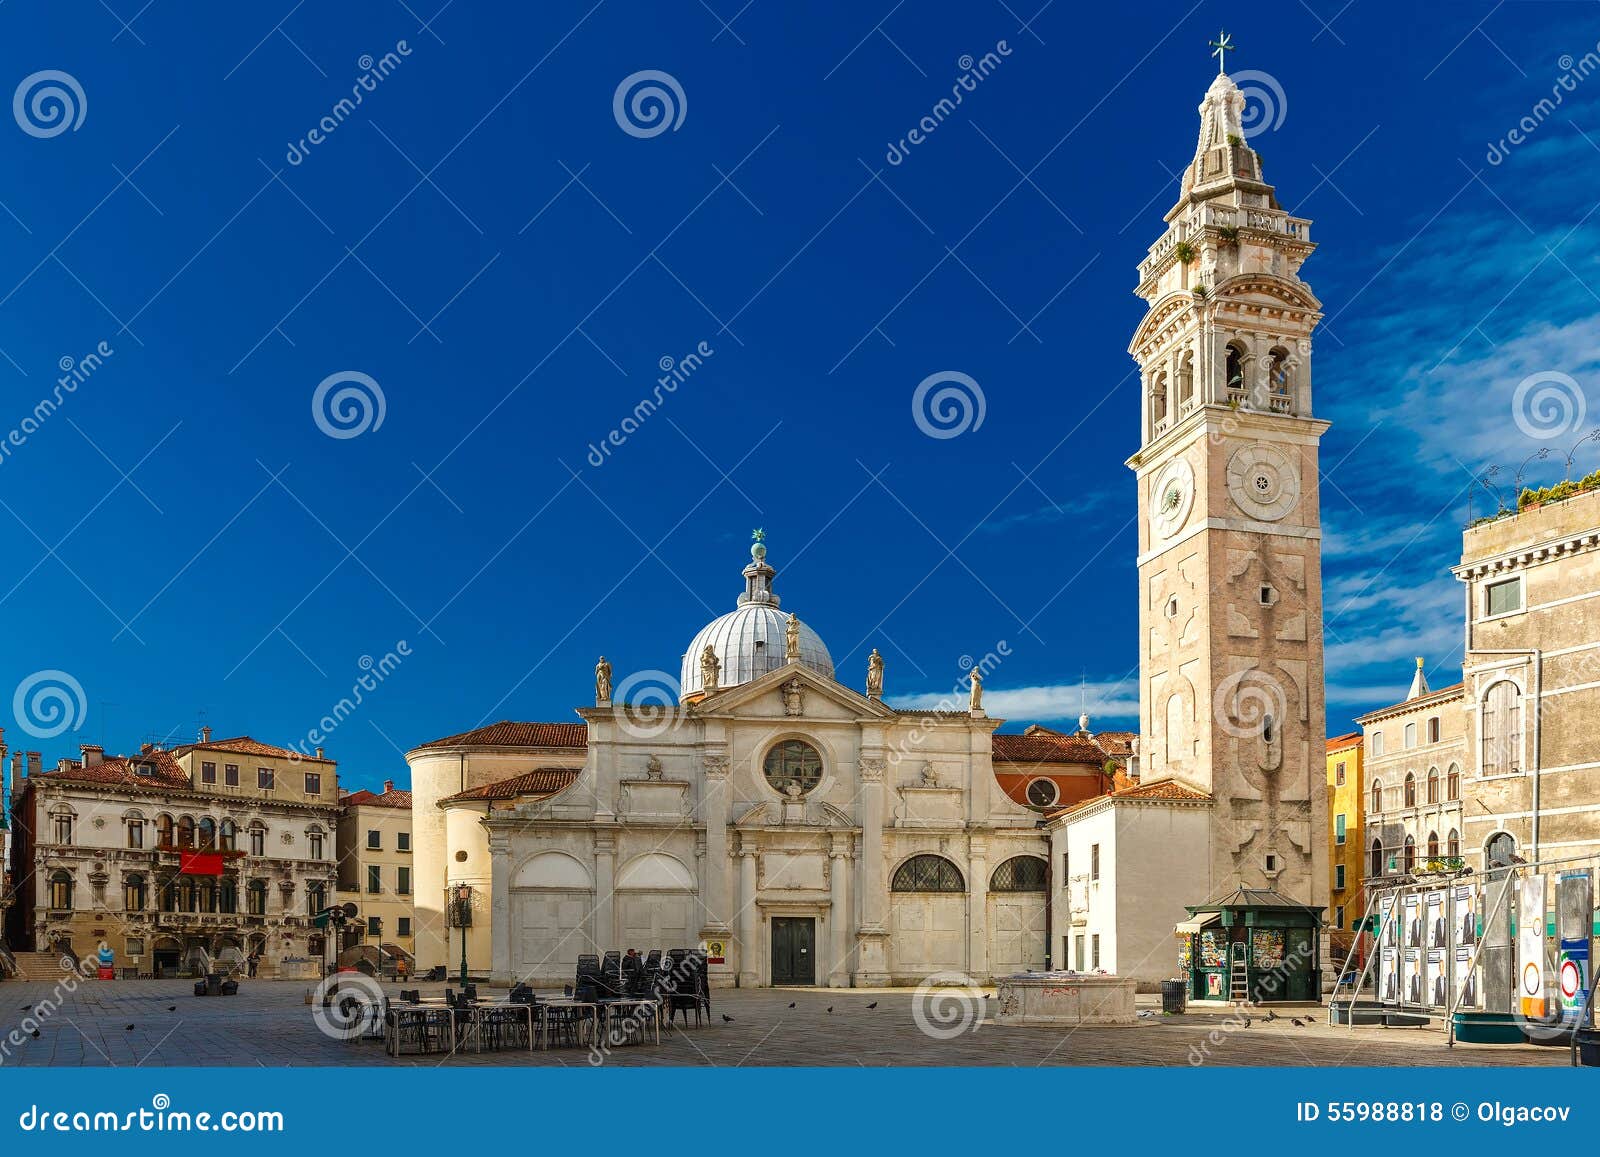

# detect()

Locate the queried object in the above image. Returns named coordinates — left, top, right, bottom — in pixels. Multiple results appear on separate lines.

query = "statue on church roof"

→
left=783, top=677, right=804, bottom=717
left=701, top=645, right=721, bottom=694
left=595, top=656, right=612, bottom=704
left=969, top=667, right=984, bottom=712
left=785, top=613, right=801, bottom=662
left=866, top=648, right=884, bottom=699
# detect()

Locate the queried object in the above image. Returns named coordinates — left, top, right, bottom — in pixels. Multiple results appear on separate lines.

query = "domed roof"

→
left=679, top=535, right=834, bottom=699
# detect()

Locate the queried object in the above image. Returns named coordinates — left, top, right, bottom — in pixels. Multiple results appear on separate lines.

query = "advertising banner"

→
left=1519, top=875, right=1547, bottom=1019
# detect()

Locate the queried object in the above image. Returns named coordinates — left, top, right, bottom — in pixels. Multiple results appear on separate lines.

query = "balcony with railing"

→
left=1138, top=203, right=1313, bottom=286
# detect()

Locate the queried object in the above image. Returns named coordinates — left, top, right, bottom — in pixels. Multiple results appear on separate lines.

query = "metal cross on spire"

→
left=1210, top=30, right=1234, bottom=74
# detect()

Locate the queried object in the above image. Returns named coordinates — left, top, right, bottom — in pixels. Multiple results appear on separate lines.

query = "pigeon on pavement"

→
left=721, top=1014, right=734, bottom=1023
left=866, top=1001, right=878, bottom=1009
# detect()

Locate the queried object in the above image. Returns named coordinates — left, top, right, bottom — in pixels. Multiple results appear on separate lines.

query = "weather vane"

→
left=1210, top=30, right=1234, bottom=74
left=752, top=527, right=765, bottom=543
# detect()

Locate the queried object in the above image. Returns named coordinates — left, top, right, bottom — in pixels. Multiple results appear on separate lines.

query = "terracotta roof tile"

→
left=344, top=787, right=412, bottom=809
left=992, top=732, right=1107, bottom=765
left=1046, top=777, right=1212, bottom=821
left=1326, top=731, right=1362, bottom=752
left=174, top=735, right=335, bottom=764
left=441, top=768, right=580, bottom=803
left=31, top=750, right=194, bottom=793
left=412, top=721, right=588, bottom=751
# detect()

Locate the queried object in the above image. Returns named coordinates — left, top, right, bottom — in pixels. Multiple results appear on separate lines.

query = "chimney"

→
left=80, top=743, right=104, bottom=767
left=315, top=747, right=324, bottom=759
left=26, top=751, right=41, bottom=778
left=56, top=757, right=74, bottom=772
left=10, top=751, right=22, bottom=781
left=383, top=779, right=394, bottom=794
left=140, top=743, right=153, bottom=755
left=200, top=726, right=212, bottom=744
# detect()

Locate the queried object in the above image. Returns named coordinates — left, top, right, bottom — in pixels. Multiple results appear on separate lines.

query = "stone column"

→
left=593, top=831, right=616, bottom=952
left=828, top=831, right=852, bottom=987
left=967, top=834, right=989, bottom=982
left=854, top=756, right=890, bottom=985
left=738, top=836, right=760, bottom=988
left=701, top=753, right=731, bottom=932
left=488, top=828, right=512, bottom=985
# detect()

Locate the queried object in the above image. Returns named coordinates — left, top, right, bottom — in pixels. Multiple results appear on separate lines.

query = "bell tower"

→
left=1129, top=43, right=1329, bottom=909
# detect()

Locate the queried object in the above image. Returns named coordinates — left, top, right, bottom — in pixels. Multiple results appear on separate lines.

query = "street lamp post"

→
left=449, top=884, right=473, bottom=987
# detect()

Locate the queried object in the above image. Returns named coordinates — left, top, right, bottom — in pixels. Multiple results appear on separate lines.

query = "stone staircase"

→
left=4, top=951, right=75, bottom=981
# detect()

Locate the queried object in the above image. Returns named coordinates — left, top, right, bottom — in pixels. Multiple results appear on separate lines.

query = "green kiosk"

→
left=1177, top=886, right=1324, bottom=1003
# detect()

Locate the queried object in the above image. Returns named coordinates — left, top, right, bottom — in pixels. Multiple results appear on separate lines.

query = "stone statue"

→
left=701, top=644, right=721, bottom=693
left=866, top=648, right=884, bottom=699
left=785, top=613, right=801, bottom=662
left=919, top=761, right=938, bottom=788
left=783, top=676, right=804, bottom=717
left=645, top=755, right=664, bottom=780
left=595, top=655, right=612, bottom=703
left=969, top=667, right=984, bottom=712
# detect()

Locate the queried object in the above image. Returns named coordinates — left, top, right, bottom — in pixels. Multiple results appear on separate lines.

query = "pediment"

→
left=1210, top=273, right=1321, bottom=314
left=694, top=661, right=894, bottom=721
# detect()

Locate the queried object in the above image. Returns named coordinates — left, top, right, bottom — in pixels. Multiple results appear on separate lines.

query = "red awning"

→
left=179, top=851, right=226, bottom=876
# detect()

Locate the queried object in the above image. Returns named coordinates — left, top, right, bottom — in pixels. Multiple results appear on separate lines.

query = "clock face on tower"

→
left=1226, top=443, right=1301, bottom=522
left=1149, top=458, right=1195, bottom=540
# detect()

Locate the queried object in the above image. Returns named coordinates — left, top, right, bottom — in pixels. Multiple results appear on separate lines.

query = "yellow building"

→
left=1325, top=732, right=1364, bottom=953
left=335, top=780, right=414, bottom=971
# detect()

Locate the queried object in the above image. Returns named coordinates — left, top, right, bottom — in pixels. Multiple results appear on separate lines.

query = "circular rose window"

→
left=763, top=740, right=823, bottom=796
left=1026, top=778, right=1060, bottom=808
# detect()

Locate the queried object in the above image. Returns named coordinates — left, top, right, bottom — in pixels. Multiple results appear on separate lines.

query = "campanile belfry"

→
left=1127, top=45, right=1329, bottom=909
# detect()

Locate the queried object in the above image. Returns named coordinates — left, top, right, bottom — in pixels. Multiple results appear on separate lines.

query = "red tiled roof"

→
left=992, top=732, right=1107, bottom=765
left=31, top=750, right=194, bottom=793
left=1092, top=731, right=1138, bottom=757
left=344, top=787, right=412, bottom=809
left=441, top=768, right=581, bottom=803
left=1326, top=731, right=1362, bottom=752
left=174, top=735, right=335, bottom=764
left=411, top=721, right=588, bottom=751
left=1047, top=777, right=1212, bottom=821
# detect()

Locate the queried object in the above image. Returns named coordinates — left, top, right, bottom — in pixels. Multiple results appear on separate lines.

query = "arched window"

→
left=198, top=817, right=216, bottom=847
left=1370, top=838, right=1385, bottom=878
left=306, top=880, right=327, bottom=915
left=1403, top=772, right=1416, bottom=808
left=49, top=870, right=74, bottom=910
left=246, top=879, right=268, bottom=915
left=1268, top=346, right=1292, bottom=397
left=762, top=740, right=823, bottom=796
left=1370, top=780, right=1383, bottom=814
left=990, top=856, right=1047, bottom=892
left=1482, top=682, right=1521, bottom=776
left=892, top=854, right=965, bottom=892
left=123, top=873, right=146, bottom=912
left=1151, top=370, right=1169, bottom=426
left=1176, top=351, right=1195, bottom=411
left=1426, top=768, right=1439, bottom=805
left=177, top=816, right=195, bottom=848
left=1426, top=831, right=1439, bottom=859
left=1486, top=832, right=1517, bottom=869
left=1403, top=835, right=1416, bottom=874
left=220, top=818, right=237, bottom=852
left=1447, top=829, right=1460, bottom=858
left=219, top=877, right=238, bottom=914
left=1446, top=764, right=1460, bottom=801
left=176, top=878, right=197, bottom=912
left=156, top=814, right=174, bottom=848
left=1225, top=341, right=1247, bottom=396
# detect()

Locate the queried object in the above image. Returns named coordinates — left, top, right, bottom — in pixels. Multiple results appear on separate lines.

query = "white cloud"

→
left=888, top=679, right=1140, bottom=724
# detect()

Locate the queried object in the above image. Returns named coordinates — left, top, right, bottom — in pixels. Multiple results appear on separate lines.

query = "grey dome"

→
left=680, top=536, right=834, bottom=699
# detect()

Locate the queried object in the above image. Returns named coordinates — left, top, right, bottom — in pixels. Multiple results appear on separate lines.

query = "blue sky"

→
left=3, top=1, right=1598, bottom=792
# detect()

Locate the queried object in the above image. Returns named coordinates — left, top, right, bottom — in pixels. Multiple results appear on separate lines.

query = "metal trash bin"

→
left=1161, top=979, right=1187, bottom=1014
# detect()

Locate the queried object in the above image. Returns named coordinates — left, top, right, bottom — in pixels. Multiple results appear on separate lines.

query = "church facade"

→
left=406, top=540, right=1125, bottom=988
